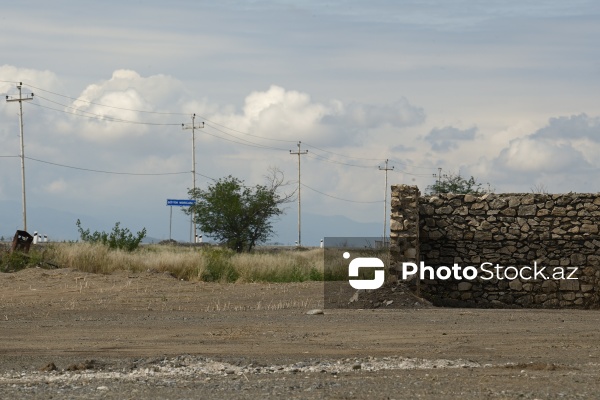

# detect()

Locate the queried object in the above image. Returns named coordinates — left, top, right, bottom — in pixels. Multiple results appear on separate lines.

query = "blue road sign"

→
left=167, top=199, right=196, bottom=206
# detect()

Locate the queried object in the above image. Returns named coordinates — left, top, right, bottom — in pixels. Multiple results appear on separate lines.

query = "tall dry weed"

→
left=44, top=243, right=324, bottom=282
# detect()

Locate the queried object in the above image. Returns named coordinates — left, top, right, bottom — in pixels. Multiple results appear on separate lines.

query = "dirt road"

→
left=1, top=268, right=599, bottom=399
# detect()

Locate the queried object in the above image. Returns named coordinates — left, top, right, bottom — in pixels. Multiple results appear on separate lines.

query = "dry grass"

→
left=42, top=243, right=323, bottom=283
left=46, top=243, right=205, bottom=279
left=233, top=249, right=323, bottom=283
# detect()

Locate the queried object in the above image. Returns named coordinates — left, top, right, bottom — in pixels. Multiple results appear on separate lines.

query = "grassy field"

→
left=0, top=242, right=327, bottom=283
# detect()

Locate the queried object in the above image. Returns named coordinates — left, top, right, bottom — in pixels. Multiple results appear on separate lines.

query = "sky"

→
left=1, top=0, right=599, bottom=244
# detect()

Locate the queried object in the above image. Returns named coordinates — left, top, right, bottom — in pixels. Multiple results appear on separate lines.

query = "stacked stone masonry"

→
left=390, top=185, right=600, bottom=308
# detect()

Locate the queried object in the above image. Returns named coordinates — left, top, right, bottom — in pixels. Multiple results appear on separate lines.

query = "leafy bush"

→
left=0, top=248, right=47, bottom=272
left=76, top=219, right=146, bottom=251
left=200, top=247, right=239, bottom=282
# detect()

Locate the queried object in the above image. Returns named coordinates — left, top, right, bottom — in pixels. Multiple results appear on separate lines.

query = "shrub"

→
left=200, top=247, right=239, bottom=282
left=0, top=247, right=48, bottom=272
left=76, top=220, right=146, bottom=251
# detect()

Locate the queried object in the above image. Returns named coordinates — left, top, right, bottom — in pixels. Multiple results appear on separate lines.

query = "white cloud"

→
left=0, top=65, right=61, bottom=118
left=494, top=137, right=589, bottom=173
left=531, top=114, right=600, bottom=142
left=424, top=126, right=477, bottom=152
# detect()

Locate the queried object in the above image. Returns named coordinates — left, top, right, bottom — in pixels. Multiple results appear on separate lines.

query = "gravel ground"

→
left=1, top=268, right=600, bottom=399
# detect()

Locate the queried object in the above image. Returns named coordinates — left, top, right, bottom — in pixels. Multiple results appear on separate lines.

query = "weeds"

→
left=76, top=219, right=147, bottom=251
left=16, top=243, right=325, bottom=283
left=0, top=246, right=53, bottom=273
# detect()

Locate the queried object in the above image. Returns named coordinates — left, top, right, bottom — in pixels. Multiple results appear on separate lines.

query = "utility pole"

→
left=289, top=141, right=307, bottom=247
left=378, top=159, right=394, bottom=245
left=432, top=167, right=447, bottom=194
left=6, top=83, right=34, bottom=231
left=182, top=113, right=204, bottom=243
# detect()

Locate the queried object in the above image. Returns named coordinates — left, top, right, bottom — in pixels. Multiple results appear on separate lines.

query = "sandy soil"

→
left=1, top=267, right=600, bottom=399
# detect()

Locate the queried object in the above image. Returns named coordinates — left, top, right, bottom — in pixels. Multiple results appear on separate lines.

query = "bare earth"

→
left=1, top=268, right=600, bottom=399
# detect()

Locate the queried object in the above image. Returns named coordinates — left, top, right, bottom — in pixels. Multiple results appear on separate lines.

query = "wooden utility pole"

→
left=6, top=83, right=34, bottom=231
left=378, top=159, right=394, bottom=245
left=182, top=114, right=204, bottom=243
left=289, top=141, right=307, bottom=246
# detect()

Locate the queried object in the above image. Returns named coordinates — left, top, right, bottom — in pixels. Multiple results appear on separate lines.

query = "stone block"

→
left=561, top=292, right=576, bottom=301
left=521, top=194, right=535, bottom=205
left=542, top=280, right=557, bottom=293
left=580, top=224, right=599, bottom=234
left=552, top=207, right=567, bottom=216
left=559, top=280, right=579, bottom=291
left=508, top=197, right=521, bottom=207
left=509, top=280, right=523, bottom=291
left=403, top=248, right=417, bottom=259
left=534, top=294, right=547, bottom=303
left=390, top=220, right=403, bottom=231
left=518, top=204, right=537, bottom=216
left=580, top=284, right=594, bottom=292
left=463, top=194, right=476, bottom=203
left=570, top=253, right=586, bottom=266
left=500, top=208, right=517, bottom=216
left=457, top=282, right=472, bottom=291
left=489, top=198, right=507, bottom=209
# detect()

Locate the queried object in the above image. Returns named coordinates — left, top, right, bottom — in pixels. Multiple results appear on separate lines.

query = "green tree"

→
left=426, top=173, right=487, bottom=195
left=187, top=169, right=293, bottom=252
left=76, top=220, right=147, bottom=251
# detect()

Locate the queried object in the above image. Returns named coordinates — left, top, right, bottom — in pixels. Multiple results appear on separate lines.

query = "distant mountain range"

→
left=0, top=200, right=382, bottom=246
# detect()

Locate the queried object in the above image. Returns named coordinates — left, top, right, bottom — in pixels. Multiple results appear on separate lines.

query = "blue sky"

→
left=1, top=1, right=599, bottom=243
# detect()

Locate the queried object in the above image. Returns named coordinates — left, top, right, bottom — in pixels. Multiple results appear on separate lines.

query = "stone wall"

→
left=390, top=185, right=600, bottom=308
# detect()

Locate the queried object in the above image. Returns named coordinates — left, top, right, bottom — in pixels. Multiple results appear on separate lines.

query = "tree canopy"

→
left=426, top=173, right=487, bottom=195
left=186, top=169, right=293, bottom=252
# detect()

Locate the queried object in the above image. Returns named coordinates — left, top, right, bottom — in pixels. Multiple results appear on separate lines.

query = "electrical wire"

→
left=306, top=152, right=379, bottom=169
left=25, top=83, right=295, bottom=143
left=302, top=142, right=385, bottom=162
left=303, top=142, right=436, bottom=170
left=23, top=83, right=437, bottom=171
left=28, top=96, right=182, bottom=126
left=199, top=118, right=297, bottom=143
left=203, top=124, right=290, bottom=151
left=19, top=82, right=440, bottom=178
left=25, top=156, right=190, bottom=176
left=25, top=83, right=189, bottom=115
left=301, top=183, right=382, bottom=204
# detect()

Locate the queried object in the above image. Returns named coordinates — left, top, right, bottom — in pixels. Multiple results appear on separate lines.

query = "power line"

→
left=303, top=142, right=384, bottom=161
left=24, top=83, right=189, bottom=115
left=21, top=83, right=439, bottom=174
left=203, top=124, right=290, bottom=151
left=25, top=83, right=297, bottom=143
left=25, top=156, right=190, bottom=176
left=28, top=96, right=182, bottom=126
left=303, top=142, right=435, bottom=170
left=301, top=183, right=382, bottom=203
left=200, top=118, right=297, bottom=143
left=306, top=152, right=378, bottom=169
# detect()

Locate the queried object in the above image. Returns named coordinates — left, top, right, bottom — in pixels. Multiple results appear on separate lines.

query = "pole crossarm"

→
left=6, top=83, right=34, bottom=231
